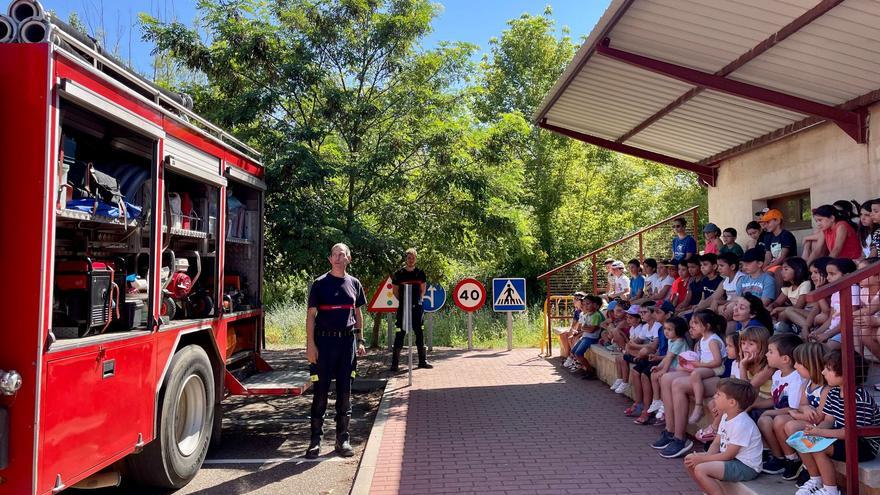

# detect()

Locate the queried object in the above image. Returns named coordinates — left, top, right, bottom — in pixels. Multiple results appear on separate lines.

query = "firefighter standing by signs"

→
left=305, top=243, right=367, bottom=459
left=389, top=248, right=433, bottom=371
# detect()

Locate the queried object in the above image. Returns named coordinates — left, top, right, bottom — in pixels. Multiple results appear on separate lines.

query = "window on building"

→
left=768, top=191, right=812, bottom=230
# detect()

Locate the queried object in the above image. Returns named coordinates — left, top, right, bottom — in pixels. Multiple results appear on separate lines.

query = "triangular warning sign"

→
left=367, top=276, right=399, bottom=313
left=494, top=280, right=524, bottom=307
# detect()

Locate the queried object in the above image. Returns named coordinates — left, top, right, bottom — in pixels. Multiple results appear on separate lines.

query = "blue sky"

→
left=43, top=0, right=611, bottom=75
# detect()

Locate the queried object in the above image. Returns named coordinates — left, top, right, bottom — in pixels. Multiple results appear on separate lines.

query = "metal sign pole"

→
left=427, top=313, right=434, bottom=352
left=467, top=312, right=473, bottom=351
left=386, top=313, right=393, bottom=351
left=506, top=311, right=513, bottom=351
left=404, top=285, right=413, bottom=386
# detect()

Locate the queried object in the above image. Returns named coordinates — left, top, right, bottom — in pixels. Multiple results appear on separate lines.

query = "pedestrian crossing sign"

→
left=492, top=278, right=526, bottom=312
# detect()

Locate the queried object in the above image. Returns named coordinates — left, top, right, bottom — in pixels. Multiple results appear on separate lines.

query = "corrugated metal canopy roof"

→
left=534, top=0, right=880, bottom=185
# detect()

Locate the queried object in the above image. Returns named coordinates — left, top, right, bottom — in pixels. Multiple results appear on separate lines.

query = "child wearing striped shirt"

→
left=795, top=350, right=880, bottom=495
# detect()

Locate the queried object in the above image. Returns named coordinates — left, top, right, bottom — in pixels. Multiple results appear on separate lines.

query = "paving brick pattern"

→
left=368, top=349, right=699, bottom=494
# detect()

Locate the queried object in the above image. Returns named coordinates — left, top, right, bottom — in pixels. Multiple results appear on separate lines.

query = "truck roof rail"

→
left=45, top=14, right=262, bottom=162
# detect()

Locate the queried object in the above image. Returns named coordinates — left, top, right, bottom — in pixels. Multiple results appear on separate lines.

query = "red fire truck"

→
left=0, top=2, right=308, bottom=493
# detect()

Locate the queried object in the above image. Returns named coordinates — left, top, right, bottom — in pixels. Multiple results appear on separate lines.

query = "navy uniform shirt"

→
left=308, top=272, right=367, bottom=332
left=392, top=267, right=426, bottom=306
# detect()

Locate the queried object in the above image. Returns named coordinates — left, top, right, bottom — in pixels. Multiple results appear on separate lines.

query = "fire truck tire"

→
left=126, top=345, right=214, bottom=489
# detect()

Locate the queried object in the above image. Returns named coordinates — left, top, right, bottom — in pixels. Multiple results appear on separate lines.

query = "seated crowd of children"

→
left=556, top=203, right=880, bottom=495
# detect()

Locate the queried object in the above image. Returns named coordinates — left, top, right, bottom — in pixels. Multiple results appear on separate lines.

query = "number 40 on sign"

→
left=452, top=278, right=486, bottom=312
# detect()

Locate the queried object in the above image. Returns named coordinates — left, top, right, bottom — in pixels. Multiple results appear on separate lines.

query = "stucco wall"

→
left=708, top=103, right=880, bottom=240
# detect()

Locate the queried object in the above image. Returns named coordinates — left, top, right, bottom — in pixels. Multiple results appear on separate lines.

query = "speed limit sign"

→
left=453, top=278, right=486, bottom=312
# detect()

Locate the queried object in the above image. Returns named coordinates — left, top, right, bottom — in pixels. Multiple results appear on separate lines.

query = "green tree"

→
left=474, top=9, right=707, bottom=282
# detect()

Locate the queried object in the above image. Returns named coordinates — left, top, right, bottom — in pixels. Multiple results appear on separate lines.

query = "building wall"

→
left=708, top=102, right=880, bottom=241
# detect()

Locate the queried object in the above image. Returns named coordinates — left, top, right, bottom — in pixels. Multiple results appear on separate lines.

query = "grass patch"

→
left=265, top=302, right=545, bottom=349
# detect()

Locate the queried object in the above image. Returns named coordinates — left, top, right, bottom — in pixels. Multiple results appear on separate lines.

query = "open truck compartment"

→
left=223, top=178, right=263, bottom=315
left=160, top=170, right=220, bottom=325
left=51, top=99, right=157, bottom=343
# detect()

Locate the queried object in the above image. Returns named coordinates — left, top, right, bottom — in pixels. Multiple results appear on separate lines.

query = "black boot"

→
left=335, top=416, right=354, bottom=457
left=417, top=347, right=433, bottom=369
left=305, top=417, right=323, bottom=459
left=389, top=348, right=401, bottom=372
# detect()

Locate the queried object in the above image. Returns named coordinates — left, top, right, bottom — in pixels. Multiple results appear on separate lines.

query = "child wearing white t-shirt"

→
left=685, top=378, right=762, bottom=491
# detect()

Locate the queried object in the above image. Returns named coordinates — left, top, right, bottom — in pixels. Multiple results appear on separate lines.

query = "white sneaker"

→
left=610, top=378, right=623, bottom=390
left=813, top=488, right=839, bottom=495
left=647, top=400, right=663, bottom=413
left=795, top=479, right=821, bottom=495
left=564, top=357, right=574, bottom=367
left=615, top=383, right=631, bottom=395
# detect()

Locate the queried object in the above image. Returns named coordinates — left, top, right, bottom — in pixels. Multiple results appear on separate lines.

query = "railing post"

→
left=546, top=279, right=553, bottom=357
left=840, top=290, right=859, bottom=495
left=638, top=233, right=644, bottom=262
left=591, top=255, right=598, bottom=294
left=692, top=207, right=699, bottom=247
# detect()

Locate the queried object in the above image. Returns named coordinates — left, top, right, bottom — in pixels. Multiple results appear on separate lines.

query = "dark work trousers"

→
left=309, top=334, right=356, bottom=443
left=393, top=304, right=424, bottom=351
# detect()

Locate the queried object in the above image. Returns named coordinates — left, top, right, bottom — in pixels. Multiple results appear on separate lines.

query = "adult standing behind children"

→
left=305, top=243, right=368, bottom=459
left=672, top=217, right=698, bottom=261
left=390, top=248, right=431, bottom=371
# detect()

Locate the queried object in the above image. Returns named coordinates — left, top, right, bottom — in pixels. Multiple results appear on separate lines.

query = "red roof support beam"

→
left=614, top=0, right=845, bottom=144
left=596, top=39, right=867, bottom=144
left=538, top=119, right=716, bottom=186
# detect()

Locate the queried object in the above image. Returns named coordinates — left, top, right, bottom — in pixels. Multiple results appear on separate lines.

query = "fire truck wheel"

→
left=126, top=345, right=214, bottom=488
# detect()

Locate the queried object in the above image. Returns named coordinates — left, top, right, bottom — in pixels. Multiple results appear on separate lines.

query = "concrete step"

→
left=719, top=476, right=791, bottom=495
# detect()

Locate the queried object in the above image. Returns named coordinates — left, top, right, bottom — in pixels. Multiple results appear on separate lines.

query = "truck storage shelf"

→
left=162, top=226, right=208, bottom=239
left=226, top=236, right=252, bottom=245
left=57, top=208, right=139, bottom=227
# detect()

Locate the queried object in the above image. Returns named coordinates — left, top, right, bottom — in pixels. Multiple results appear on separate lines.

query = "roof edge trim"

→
left=531, top=0, right=633, bottom=124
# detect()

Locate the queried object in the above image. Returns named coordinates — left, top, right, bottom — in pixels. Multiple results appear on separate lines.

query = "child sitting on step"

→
left=795, top=350, right=880, bottom=495
left=684, top=378, right=763, bottom=493
left=778, top=343, right=828, bottom=483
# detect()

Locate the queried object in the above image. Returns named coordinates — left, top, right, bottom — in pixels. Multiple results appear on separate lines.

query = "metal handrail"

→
left=802, top=259, right=880, bottom=494
left=537, top=205, right=700, bottom=280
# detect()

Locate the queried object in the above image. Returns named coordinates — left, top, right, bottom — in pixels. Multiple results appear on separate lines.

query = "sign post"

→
left=404, top=285, right=413, bottom=386
left=492, top=278, right=527, bottom=352
left=422, top=283, right=446, bottom=352
left=452, top=278, right=486, bottom=351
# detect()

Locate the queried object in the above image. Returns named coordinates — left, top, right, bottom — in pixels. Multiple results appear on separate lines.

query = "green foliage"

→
left=265, top=301, right=544, bottom=349
left=142, top=1, right=707, bottom=310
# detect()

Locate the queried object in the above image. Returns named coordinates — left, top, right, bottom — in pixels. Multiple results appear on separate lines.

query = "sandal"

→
left=624, top=404, right=642, bottom=417
left=695, top=425, right=716, bottom=442
left=634, top=412, right=651, bottom=425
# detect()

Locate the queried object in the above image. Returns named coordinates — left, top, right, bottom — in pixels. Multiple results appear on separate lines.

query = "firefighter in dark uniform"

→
left=390, top=248, right=433, bottom=371
left=305, top=243, right=367, bottom=459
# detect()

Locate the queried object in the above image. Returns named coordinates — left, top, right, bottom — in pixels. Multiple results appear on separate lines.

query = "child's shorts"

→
left=722, top=459, right=760, bottom=482
left=633, top=359, right=662, bottom=375
left=748, top=408, right=769, bottom=423
left=572, top=337, right=599, bottom=357
left=831, top=438, right=877, bottom=462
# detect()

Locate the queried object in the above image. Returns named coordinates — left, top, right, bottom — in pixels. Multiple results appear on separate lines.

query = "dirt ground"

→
left=71, top=347, right=394, bottom=495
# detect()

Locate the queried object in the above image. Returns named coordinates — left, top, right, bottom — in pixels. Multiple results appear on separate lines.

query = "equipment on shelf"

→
left=163, top=250, right=213, bottom=320
left=52, top=257, right=125, bottom=338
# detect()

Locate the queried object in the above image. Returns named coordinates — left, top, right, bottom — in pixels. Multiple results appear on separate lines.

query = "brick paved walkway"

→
left=365, top=349, right=699, bottom=494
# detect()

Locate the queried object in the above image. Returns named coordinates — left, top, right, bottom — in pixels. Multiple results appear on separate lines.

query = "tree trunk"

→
left=370, top=312, right=382, bottom=349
